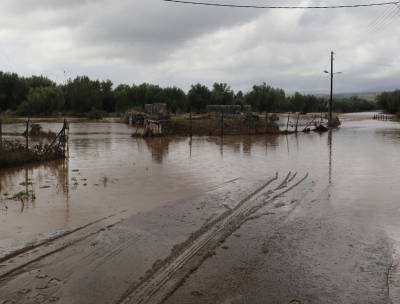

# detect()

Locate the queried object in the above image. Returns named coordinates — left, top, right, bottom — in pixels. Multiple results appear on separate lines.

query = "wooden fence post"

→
left=0, top=116, right=2, bottom=149
left=221, top=109, right=224, bottom=137
left=190, top=110, right=193, bottom=137
left=25, top=118, right=30, bottom=152
left=295, top=113, right=300, bottom=133
left=248, top=113, right=251, bottom=135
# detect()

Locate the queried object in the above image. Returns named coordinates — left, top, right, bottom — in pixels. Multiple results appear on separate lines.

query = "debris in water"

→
left=313, top=124, right=329, bottom=132
left=102, top=176, right=109, bottom=187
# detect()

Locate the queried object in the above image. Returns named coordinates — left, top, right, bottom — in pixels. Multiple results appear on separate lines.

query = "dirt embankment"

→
left=163, top=116, right=280, bottom=136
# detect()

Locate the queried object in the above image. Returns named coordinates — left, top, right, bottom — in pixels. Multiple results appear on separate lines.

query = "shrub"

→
left=86, top=108, right=105, bottom=120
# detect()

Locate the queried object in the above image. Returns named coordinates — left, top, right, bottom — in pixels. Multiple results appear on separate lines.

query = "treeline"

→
left=0, top=71, right=382, bottom=116
left=376, top=90, right=400, bottom=114
left=335, top=96, right=378, bottom=113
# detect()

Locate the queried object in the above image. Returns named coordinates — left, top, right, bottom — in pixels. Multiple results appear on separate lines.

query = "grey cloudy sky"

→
left=0, top=0, right=399, bottom=93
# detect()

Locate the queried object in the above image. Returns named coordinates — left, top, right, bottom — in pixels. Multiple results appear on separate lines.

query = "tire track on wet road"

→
left=118, top=172, right=308, bottom=304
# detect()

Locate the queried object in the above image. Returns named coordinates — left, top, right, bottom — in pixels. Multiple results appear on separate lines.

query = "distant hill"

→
left=335, top=92, right=380, bottom=102
left=315, top=92, right=380, bottom=102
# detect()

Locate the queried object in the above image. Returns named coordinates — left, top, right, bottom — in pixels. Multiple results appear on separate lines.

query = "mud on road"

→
left=0, top=172, right=311, bottom=304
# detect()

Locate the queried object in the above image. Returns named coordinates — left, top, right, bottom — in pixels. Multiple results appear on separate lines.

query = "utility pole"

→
left=0, top=113, right=2, bottom=150
left=324, top=51, right=341, bottom=128
left=329, top=51, right=334, bottom=127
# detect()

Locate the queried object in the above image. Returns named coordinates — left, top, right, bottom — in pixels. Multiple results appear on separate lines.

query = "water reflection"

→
left=206, top=135, right=279, bottom=157
left=142, top=137, right=187, bottom=163
left=0, top=159, right=70, bottom=219
left=328, top=130, right=332, bottom=184
left=140, top=135, right=280, bottom=163
left=376, top=127, right=400, bottom=144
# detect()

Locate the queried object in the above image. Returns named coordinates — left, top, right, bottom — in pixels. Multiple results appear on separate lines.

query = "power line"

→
left=367, top=7, right=395, bottom=32
left=368, top=3, right=400, bottom=32
left=367, top=5, right=394, bottom=29
left=163, top=0, right=400, bottom=9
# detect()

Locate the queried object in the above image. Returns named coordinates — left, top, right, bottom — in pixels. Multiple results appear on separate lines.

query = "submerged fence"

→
left=0, top=119, right=70, bottom=168
left=128, top=110, right=336, bottom=138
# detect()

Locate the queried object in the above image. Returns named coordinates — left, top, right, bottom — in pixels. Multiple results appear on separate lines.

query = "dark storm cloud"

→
left=71, top=0, right=263, bottom=62
left=0, top=0, right=399, bottom=92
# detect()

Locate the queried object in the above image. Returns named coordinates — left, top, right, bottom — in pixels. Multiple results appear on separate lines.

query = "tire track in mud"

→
left=0, top=213, right=121, bottom=264
left=0, top=176, right=247, bottom=290
left=118, top=172, right=308, bottom=304
left=0, top=211, right=129, bottom=283
left=0, top=178, right=242, bottom=273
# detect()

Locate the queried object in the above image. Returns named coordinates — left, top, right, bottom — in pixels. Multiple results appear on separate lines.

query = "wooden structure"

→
left=45, top=119, right=69, bottom=158
left=144, top=103, right=168, bottom=117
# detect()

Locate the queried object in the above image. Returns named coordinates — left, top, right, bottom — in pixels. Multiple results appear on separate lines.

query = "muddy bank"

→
left=133, top=113, right=336, bottom=137
left=162, top=116, right=281, bottom=136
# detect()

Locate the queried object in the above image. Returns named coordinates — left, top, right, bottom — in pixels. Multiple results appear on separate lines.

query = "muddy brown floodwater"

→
left=1, top=113, right=400, bottom=304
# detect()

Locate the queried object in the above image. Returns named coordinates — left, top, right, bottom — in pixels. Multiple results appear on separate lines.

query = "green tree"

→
left=114, top=84, right=132, bottom=112
left=288, top=93, right=324, bottom=113
left=0, top=72, right=29, bottom=110
left=187, top=84, right=211, bottom=113
left=376, top=91, right=400, bottom=114
left=210, top=83, right=234, bottom=105
left=100, top=80, right=115, bottom=113
left=25, top=75, right=55, bottom=89
left=245, top=83, right=285, bottom=112
left=134, top=83, right=164, bottom=110
left=334, top=96, right=377, bottom=113
left=163, top=87, right=187, bottom=113
left=64, top=76, right=102, bottom=113
left=234, top=91, right=245, bottom=106
left=17, top=86, right=65, bottom=115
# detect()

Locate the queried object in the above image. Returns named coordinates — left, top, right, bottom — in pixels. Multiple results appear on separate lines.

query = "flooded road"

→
left=0, top=121, right=317, bottom=242
left=1, top=114, right=400, bottom=303
left=1, top=115, right=399, bottom=242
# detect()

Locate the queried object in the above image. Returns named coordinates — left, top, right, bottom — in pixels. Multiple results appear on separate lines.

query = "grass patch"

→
left=170, top=114, right=188, bottom=125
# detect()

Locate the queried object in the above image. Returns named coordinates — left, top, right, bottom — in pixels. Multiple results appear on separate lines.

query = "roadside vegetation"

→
left=0, top=71, right=389, bottom=118
left=0, top=123, right=65, bottom=169
left=0, top=140, right=65, bottom=169
left=376, top=90, right=400, bottom=115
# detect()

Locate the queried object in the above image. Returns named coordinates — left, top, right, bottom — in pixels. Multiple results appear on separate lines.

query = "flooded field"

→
left=1, top=113, right=400, bottom=303
left=0, top=114, right=399, bottom=243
